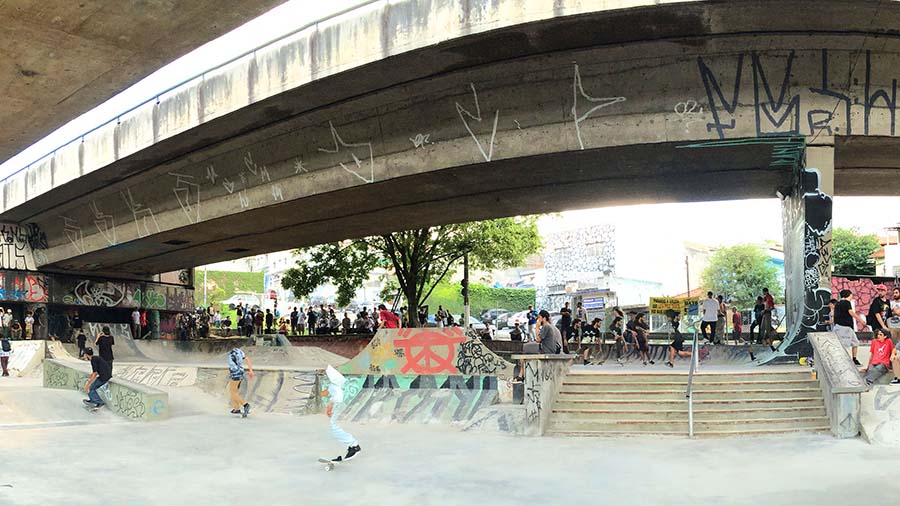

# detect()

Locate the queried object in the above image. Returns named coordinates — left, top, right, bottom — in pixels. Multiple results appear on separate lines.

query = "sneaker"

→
left=890, top=378, right=900, bottom=385
left=82, top=399, right=93, bottom=405
left=230, top=409, right=241, bottom=414
left=665, top=361, right=674, bottom=368
left=242, top=403, right=251, bottom=418
left=853, top=358, right=862, bottom=366
left=344, top=445, right=361, bottom=461
left=331, top=456, right=343, bottom=463
left=642, top=361, right=648, bottom=366
left=649, top=360, right=655, bottom=365
left=583, top=359, right=589, bottom=366
left=749, top=352, right=756, bottom=361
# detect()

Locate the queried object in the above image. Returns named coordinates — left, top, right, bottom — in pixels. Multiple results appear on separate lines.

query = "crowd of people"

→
left=829, top=285, right=900, bottom=387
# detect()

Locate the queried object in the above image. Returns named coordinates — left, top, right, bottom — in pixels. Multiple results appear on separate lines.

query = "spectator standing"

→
left=868, top=285, right=889, bottom=333
left=2, top=310, right=11, bottom=339
left=715, top=296, right=727, bottom=344
left=265, top=309, right=274, bottom=333
left=526, top=305, right=538, bottom=341
left=558, top=302, right=572, bottom=353
left=862, top=329, right=895, bottom=387
left=378, top=304, right=400, bottom=329
left=0, top=334, right=10, bottom=376
left=575, top=302, right=588, bottom=322
left=834, top=289, right=868, bottom=366
left=290, top=307, right=299, bottom=335
left=436, top=306, right=448, bottom=328
left=23, top=312, right=34, bottom=339
left=749, top=297, right=765, bottom=343
left=342, top=313, right=352, bottom=333
left=700, top=292, right=719, bottom=344
left=254, top=310, right=264, bottom=335
left=889, top=287, right=900, bottom=328
left=827, top=298, right=837, bottom=331
left=761, top=288, right=776, bottom=346
left=130, top=308, right=141, bottom=340
left=732, top=309, right=743, bottom=343
left=307, top=308, right=318, bottom=335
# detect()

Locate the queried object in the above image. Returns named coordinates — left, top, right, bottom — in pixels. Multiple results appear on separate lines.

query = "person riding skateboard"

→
left=323, top=365, right=361, bottom=462
left=83, top=347, right=112, bottom=409
left=227, top=347, right=254, bottom=417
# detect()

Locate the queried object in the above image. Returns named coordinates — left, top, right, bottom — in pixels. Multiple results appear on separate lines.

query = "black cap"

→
left=84, top=347, right=94, bottom=356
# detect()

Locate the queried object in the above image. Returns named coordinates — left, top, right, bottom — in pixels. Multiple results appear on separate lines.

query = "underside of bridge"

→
left=0, top=0, right=286, bottom=163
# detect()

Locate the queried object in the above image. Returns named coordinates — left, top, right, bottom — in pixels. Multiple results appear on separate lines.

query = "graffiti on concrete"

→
left=62, top=279, right=127, bottom=307
left=456, top=339, right=511, bottom=375
left=395, top=328, right=467, bottom=374
left=0, top=271, right=49, bottom=302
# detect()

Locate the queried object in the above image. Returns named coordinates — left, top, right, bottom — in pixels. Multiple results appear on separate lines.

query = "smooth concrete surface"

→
left=7, top=1, right=900, bottom=275
left=860, top=385, right=900, bottom=447
left=1, top=377, right=897, bottom=506
left=0, top=0, right=286, bottom=164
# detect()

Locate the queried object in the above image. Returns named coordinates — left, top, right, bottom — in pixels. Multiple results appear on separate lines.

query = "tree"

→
left=700, top=244, right=782, bottom=309
left=280, top=217, right=542, bottom=326
left=832, top=227, right=880, bottom=276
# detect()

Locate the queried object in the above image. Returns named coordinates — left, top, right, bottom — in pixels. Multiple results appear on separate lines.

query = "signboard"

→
left=650, top=297, right=699, bottom=316
left=582, top=297, right=606, bottom=310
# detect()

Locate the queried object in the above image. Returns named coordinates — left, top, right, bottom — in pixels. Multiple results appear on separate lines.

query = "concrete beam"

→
left=0, top=0, right=287, bottom=163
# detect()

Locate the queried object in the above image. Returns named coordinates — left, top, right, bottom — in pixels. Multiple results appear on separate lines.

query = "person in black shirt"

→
left=665, top=327, right=692, bottom=367
left=581, top=317, right=603, bottom=365
left=867, top=285, right=889, bottom=332
left=629, top=313, right=653, bottom=365
left=94, top=326, right=115, bottom=372
left=748, top=297, right=765, bottom=343
left=558, top=303, right=573, bottom=353
left=83, top=347, right=112, bottom=409
left=509, top=323, right=523, bottom=342
left=76, top=332, right=87, bottom=359
left=71, top=310, right=83, bottom=341
left=834, top=289, right=868, bottom=366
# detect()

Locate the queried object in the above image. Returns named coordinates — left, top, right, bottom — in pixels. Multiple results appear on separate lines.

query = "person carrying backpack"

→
left=1, top=335, right=12, bottom=376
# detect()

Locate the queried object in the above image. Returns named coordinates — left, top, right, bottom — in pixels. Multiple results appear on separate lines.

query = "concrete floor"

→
left=1, top=375, right=897, bottom=506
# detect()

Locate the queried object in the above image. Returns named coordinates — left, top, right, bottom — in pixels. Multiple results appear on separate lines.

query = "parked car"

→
left=451, top=314, right=496, bottom=337
left=479, top=308, right=510, bottom=326
left=508, top=310, right=531, bottom=328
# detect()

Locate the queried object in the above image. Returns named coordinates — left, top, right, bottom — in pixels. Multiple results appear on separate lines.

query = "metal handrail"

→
left=1, top=0, right=382, bottom=179
left=686, top=332, right=699, bottom=438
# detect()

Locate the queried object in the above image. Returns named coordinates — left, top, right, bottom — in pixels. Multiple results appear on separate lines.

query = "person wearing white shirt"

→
left=700, top=292, right=719, bottom=344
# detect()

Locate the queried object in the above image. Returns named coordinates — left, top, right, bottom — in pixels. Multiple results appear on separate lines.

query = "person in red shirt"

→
left=863, top=329, right=895, bottom=387
left=377, top=304, right=400, bottom=329
left=731, top=309, right=743, bottom=343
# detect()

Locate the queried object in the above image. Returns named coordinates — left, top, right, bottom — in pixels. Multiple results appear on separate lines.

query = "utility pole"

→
left=685, top=256, right=690, bottom=298
left=203, top=266, right=208, bottom=307
left=463, top=252, right=470, bottom=328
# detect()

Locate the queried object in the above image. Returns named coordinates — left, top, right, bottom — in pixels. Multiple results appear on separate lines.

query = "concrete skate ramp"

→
left=113, top=363, right=322, bottom=416
left=7, top=340, right=45, bottom=377
left=0, top=383, right=122, bottom=430
left=340, top=328, right=514, bottom=377
left=860, top=386, right=900, bottom=447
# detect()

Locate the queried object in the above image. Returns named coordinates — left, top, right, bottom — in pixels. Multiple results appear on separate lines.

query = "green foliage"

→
left=700, top=244, right=782, bottom=309
left=205, top=271, right=265, bottom=307
left=426, top=281, right=535, bottom=315
left=832, top=227, right=880, bottom=276
left=281, top=217, right=542, bottom=324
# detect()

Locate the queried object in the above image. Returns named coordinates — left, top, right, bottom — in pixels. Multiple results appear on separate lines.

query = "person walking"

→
left=94, top=326, right=115, bottom=372
left=323, top=365, right=361, bottom=462
left=76, top=331, right=87, bottom=359
left=0, top=334, right=11, bottom=376
left=834, top=289, right=869, bottom=366
left=82, top=347, right=112, bottom=410
left=700, top=292, right=718, bottom=344
left=227, top=347, right=254, bottom=417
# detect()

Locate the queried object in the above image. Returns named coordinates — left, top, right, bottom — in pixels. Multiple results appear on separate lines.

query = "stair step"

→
left=564, top=371, right=814, bottom=383
left=553, top=397, right=825, bottom=410
left=551, top=406, right=826, bottom=422
left=561, top=380, right=819, bottom=392
left=546, top=427, right=831, bottom=437
left=548, top=416, right=829, bottom=433
left=556, top=389, right=824, bottom=401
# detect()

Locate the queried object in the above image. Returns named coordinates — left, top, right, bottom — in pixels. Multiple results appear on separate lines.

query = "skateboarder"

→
left=324, top=365, right=361, bottom=462
left=227, top=347, right=254, bottom=417
left=83, top=348, right=112, bottom=409
left=0, top=334, right=11, bottom=376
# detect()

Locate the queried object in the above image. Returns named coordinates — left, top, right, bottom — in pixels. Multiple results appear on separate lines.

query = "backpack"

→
left=1, top=338, right=10, bottom=352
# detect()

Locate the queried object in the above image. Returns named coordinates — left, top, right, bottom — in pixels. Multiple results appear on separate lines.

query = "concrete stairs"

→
left=547, top=370, right=829, bottom=437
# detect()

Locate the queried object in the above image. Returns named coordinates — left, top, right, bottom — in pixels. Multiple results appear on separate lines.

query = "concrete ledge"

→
left=512, top=354, right=577, bottom=360
left=43, top=359, right=169, bottom=422
left=809, top=332, right=864, bottom=438
left=518, top=355, right=574, bottom=436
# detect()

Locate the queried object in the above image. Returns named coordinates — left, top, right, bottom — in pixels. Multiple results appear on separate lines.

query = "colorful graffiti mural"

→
left=339, top=328, right=513, bottom=377
left=48, top=275, right=193, bottom=312
left=0, top=271, right=48, bottom=302
left=832, top=276, right=899, bottom=318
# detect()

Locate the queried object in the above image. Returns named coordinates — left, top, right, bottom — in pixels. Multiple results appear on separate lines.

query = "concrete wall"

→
left=43, top=358, right=169, bottom=421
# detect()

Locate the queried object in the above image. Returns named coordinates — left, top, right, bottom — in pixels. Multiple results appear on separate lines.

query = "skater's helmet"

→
left=325, top=365, right=346, bottom=386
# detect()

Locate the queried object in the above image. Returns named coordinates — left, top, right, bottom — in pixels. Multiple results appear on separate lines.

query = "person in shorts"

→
left=833, top=289, right=868, bottom=366
left=665, top=328, right=691, bottom=367
left=628, top=313, right=652, bottom=365
left=862, top=329, right=895, bottom=387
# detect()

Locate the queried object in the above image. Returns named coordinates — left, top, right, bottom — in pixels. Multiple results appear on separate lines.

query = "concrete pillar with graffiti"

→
left=771, top=143, right=834, bottom=362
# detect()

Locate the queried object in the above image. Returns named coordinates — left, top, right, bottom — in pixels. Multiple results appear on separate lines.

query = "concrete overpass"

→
left=0, top=0, right=286, bottom=163
left=1, top=0, right=899, bottom=356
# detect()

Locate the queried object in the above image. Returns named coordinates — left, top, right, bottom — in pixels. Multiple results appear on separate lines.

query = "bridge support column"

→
left=776, top=140, right=834, bottom=361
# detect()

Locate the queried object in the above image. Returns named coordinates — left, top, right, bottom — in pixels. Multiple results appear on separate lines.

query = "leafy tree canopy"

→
left=281, top=217, right=542, bottom=325
left=700, top=244, right=782, bottom=309
left=832, top=227, right=880, bottom=276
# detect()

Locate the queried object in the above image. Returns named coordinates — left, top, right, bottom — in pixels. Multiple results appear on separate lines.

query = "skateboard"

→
left=82, top=400, right=102, bottom=413
left=318, top=458, right=341, bottom=471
